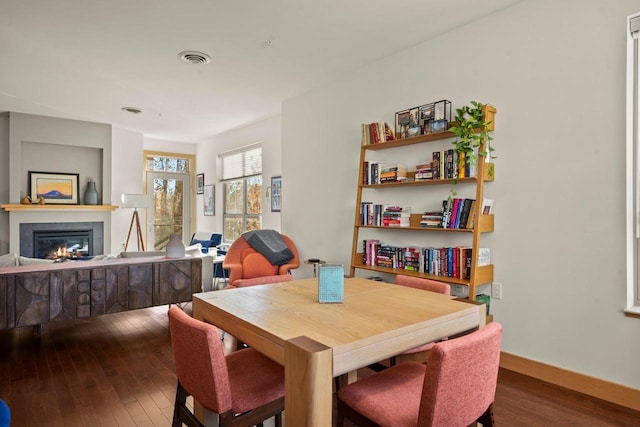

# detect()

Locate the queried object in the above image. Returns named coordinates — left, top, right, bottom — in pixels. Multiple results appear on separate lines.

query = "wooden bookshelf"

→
left=349, top=105, right=497, bottom=301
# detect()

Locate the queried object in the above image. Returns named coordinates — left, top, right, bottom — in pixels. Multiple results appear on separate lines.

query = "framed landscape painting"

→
left=29, top=171, right=79, bottom=204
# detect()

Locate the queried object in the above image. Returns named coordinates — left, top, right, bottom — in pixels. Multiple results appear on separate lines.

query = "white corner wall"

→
left=196, top=115, right=283, bottom=238
left=282, top=0, right=640, bottom=389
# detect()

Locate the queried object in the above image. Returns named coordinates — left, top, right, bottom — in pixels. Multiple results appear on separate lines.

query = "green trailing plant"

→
left=447, top=101, right=495, bottom=197
left=449, top=101, right=495, bottom=163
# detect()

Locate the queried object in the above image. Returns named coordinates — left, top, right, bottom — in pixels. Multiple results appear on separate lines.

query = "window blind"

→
left=220, top=144, right=262, bottom=180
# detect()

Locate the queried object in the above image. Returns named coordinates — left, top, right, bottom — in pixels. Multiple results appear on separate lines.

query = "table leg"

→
left=285, top=336, right=333, bottom=427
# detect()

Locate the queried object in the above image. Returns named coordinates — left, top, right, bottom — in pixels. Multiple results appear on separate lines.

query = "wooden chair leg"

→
left=477, top=403, right=495, bottom=427
left=173, top=382, right=188, bottom=427
left=173, top=381, right=205, bottom=427
left=274, top=412, right=282, bottom=427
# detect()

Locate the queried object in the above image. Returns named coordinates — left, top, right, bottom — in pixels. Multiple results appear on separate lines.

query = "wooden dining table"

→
left=192, top=277, right=485, bottom=427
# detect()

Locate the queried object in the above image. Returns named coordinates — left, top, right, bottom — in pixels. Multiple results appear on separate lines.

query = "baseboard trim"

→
left=500, top=352, right=640, bottom=412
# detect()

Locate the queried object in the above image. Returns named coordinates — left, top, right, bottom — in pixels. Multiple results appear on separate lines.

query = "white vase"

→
left=166, top=234, right=186, bottom=258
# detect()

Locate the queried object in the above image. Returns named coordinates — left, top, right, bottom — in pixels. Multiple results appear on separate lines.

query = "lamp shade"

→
left=121, top=194, right=148, bottom=209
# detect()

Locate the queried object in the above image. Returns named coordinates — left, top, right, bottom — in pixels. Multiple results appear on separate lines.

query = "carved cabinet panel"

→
left=15, top=272, right=50, bottom=327
left=0, top=257, right=202, bottom=330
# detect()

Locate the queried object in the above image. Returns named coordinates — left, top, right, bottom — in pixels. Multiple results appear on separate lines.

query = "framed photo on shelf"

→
left=407, top=107, right=421, bottom=137
left=28, top=171, right=79, bottom=204
left=203, top=184, right=214, bottom=216
left=395, top=109, right=411, bottom=140
left=196, top=173, right=205, bottom=194
left=271, top=175, right=282, bottom=212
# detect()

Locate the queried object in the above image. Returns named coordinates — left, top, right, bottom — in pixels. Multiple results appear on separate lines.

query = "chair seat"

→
left=226, top=348, right=285, bottom=414
left=338, top=362, right=426, bottom=427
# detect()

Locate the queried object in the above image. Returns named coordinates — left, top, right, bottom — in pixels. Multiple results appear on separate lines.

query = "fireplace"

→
left=33, top=229, right=93, bottom=259
left=20, top=222, right=104, bottom=259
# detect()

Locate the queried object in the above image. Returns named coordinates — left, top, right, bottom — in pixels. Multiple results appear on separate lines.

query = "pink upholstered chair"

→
left=223, top=233, right=299, bottom=288
left=337, top=322, right=503, bottom=427
left=392, top=275, right=451, bottom=365
left=167, top=307, right=284, bottom=427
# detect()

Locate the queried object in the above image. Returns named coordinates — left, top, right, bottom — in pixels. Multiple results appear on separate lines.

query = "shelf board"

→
left=352, top=258, right=494, bottom=286
left=362, top=130, right=455, bottom=150
left=361, top=165, right=494, bottom=189
left=356, top=214, right=494, bottom=233
left=1, top=204, right=118, bottom=212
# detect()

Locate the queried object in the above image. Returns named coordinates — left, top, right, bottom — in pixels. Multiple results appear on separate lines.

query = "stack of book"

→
left=379, top=164, right=407, bottom=183
left=414, top=162, right=435, bottom=181
left=420, top=211, right=444, bottom=228
left=361, top=122, right=396, bottom=145
left=382, top=206, right=411, bottom=227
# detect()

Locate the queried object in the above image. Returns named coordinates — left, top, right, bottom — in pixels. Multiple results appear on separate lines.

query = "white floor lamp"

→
left=121, top=194, right=148, bottom=251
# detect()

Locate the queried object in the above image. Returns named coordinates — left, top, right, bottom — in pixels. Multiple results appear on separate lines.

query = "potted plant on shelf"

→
left=447, top=101, right=495, bottom=195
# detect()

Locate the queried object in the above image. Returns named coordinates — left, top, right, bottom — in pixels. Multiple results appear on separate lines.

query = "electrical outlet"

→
left=491, top=282, right=503, bottom=300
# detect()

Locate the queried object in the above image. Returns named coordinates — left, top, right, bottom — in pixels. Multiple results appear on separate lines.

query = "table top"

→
left=193, top=277, right=482, bottom=376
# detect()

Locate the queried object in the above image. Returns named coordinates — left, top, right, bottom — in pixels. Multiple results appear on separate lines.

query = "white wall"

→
left=282, top=0, right=640, bottom=389
left=110, top=127, right=145, bottom=253
left=196, top=115, right=283, bottom=238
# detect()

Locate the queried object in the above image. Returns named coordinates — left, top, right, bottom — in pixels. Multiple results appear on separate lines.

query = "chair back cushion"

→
left=418, top=322, right=502, bottom=426
left=241, top=249, right=279, bottom=278
left=395, top=274, right=451, bottom=295
left=167, top=307, right=233, bottom=413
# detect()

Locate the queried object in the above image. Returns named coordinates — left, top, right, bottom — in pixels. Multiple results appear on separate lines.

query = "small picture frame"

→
left=395, top=109, right=411, bottom=140
left=196, top=173, right=205, bottom=194
left=271, top=176, right=282, bottom=212
left=434, top=100, right=451, bottom=122
left=203, top=184, right=214, bottom=216
left=407, top=107, right=421, bottom=137
left=419, top=103, right=435, bottom=121
left=28, top=171, right=79, bottom=205
left=430, top=119, right=448, bottom=133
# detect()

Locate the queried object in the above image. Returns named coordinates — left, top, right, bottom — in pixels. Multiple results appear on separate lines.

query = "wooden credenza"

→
left=0, top=256, right=202, bottom=330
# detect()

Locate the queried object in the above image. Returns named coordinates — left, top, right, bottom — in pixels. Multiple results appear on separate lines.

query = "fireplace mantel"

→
left=1, top=204, right=118, bottom=212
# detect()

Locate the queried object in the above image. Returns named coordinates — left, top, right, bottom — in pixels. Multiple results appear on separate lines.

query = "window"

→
left=220, top=144, right=262, bottom=241
left=143, top=152, right=194, bottom=249
left=626, top=12, right=640, bottom=315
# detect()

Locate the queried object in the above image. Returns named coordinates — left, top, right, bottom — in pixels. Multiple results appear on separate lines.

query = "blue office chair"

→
left=190, top=232, right=222, bottom=254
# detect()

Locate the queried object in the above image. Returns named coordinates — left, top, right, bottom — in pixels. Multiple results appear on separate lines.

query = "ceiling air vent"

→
left=178, top=51, right=212, bottom=65
left=121, top=107, right=142, bottom=114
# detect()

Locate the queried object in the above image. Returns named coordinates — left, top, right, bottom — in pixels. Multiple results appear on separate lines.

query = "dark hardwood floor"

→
left=1, top=306, right=638, bottom=426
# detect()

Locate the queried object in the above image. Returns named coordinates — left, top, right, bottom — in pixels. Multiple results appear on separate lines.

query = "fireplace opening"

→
left=33, top=230, right=93, bottom=260
left=20, top=222, right=104, bottom=259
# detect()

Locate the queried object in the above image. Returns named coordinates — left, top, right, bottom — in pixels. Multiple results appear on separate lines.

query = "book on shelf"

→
left=477, top=247, right=491, bottom=266
left=464, top=200, right=476, bottom=229
left=363, top=242, right=491, bottom=278
left=361, top=122, right=396, bottom=145
left=481, top=198, right=494, bottom=215
left=439, top=198, right=476, bottom=229
left=420, top=210, right=443, bottom=228
left=382, top=206, right=411, bottom=227
left=379, top=163, right=407, bottom=183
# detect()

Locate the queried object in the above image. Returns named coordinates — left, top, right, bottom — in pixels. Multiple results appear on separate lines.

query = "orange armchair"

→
left=223, top=233, right=299, bottom=288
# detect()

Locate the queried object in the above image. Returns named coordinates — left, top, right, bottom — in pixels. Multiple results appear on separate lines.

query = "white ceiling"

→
left=0, top=0, right=520, bottom=143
